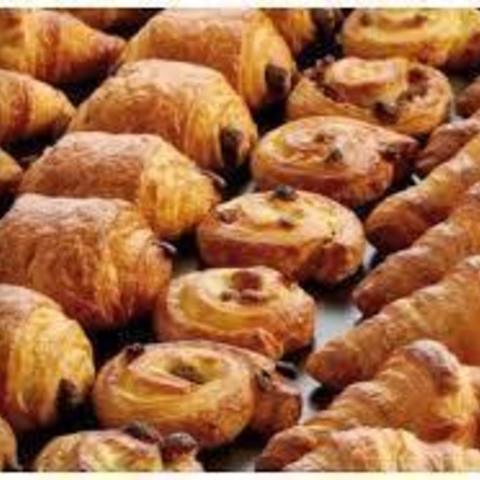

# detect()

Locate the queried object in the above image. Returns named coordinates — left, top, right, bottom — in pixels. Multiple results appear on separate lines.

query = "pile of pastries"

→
left=3, top=7, right=480, bottom=472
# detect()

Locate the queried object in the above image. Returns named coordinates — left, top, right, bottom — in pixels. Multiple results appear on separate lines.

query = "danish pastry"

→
left=0, top=284, right=95, bottom=432
left=155, top=266, right=315, bottom=359
left=287, top=57, right=452, bottom=136
left=252, top=116, right=418, bottom=207
left=0, top=194, right=171, bottom=330
left=456, top=76, right=480, bottom=117
left=197, top=187, right=365, bottom=285
left=0, top=150, right=21, bottom=198
left=20, top=132, right=220, bottom=240
left=69, top=60, right=258, bottom=173
left=0, top=417, right=17, bottom=471
left=62, top=9, right=154, bottom=31
left=119, top=9, right=295, bottom=110
left=93, top=340, right=301, bottom=448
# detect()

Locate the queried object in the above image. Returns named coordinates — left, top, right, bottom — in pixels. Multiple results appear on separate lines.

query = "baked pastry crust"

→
left=69, top=60, right=258, bottom=173
left=197, top=188, right=365, bottom=284
left=155, top=266, right=315, bottom=359
left=252, top=116, right=418, bottom=207
left=0, top=150, right=22, bottom=198
left=0, top=417, right=16, bottom=471
left=62, top=9, right=153, bottom=31
left=20, top=132, right=220, bottom=240
left=0, top=194, right=171, bottom=330
left=457, top=76, right=480, bottom=117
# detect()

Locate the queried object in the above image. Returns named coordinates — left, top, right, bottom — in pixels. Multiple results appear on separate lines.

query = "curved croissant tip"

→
left=122, top=421, right=163, bottom=444
left=220, top=127, right=246, bottom=170
left=161, top=432, right=198, bottom=463
left=265, top=63, right=291, bottom=98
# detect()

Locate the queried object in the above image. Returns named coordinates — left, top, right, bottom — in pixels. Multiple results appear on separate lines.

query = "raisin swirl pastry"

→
left=342, top=9, right=480, bottom=70
left=0, top=284, right=95, bottom=432
left=0, top=417, right=17, bottom=471
left=69, top=60, right=257, bottom=173
left=252, top=116, right=418, bottom=208
left=155, top=266, right=315, bottom=359
left=119, top=9, right=295, bottom=111
left=93, top=340, right=301, bottom=448
left=0, top=150, right=22, bottom=198
left=287, top=57, right=452, bottom=137
left=0, top=194, right=171, bottom=330
left=197, top=187, right=365, bottom=285
left=20, top=132, right=220, bottom=240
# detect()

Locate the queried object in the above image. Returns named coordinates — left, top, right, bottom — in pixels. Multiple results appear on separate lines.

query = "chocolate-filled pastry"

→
left=20, top=132, right=220, bottom=240
left=197, top=188, right=365, bottom=285
left=0, top=194, right=171, bottom=330
left=0, top=417, right=17, bottom=471
left=0, top=150, right=22, bottom=198
left=252, top=116, right=418, bottom=208
left=93, top=340, right=301, bottom=448
left=119, top=10, right=295, bottom=110
left=0, top=284, right=95, bottom=432
left=69, top=60, right=258, bottom=173
left=342, top=9, right=480, bottom=70
left=62, top=9, right=154, bottom=31
left=287, top=57, right=452, bottom=136
left=155, top=266, right=315, bottom=359
left=0, top=10, right=125, bottom=85
left=34, top=426, right=201, bottom=472
left=457, top=76, right=480, bottom=118
left=0, top=69, right=74, bottom=146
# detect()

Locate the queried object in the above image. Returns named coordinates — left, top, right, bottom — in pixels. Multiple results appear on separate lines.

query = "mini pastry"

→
left=456, top=76, right=480, bottom=117
left=252, top=116, right=418, bottom=207
left=0, top=150, right=22, bottom=198
left=119, top=9, right=295, bottom=110
left=0, top=284, right=95, bottom=432
left=287, top=57, right=452, bottom=136
left=62, top=9, right=154, bottom=31
left=20, top=132, right=220, bottom=240
left=69, top=60, right=258, bottom=173
left=0, top=417, right=17, bottom=471
left=155, top=266, right=315, bottom=359
left=93, top=340, right=301, bottom=448
left=0, top=194, right=171, bottom=330
left=197, top=187, right=365, bottom=285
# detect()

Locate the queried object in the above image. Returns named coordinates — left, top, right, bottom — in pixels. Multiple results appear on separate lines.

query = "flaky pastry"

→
left=62, top=9, right=154, bottom=31
left=456, top=76, right=480, bottom=118
left=0, top=417, right=17, bottom=471
left=0, top=150, right=22, bottom=198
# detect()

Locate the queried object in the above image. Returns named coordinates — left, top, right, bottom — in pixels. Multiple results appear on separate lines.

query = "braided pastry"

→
left=93, top=340, right=301, bottom=448
left=20, top=132, right=220, bottom=240
left=0, top=417, right=17, bottom=471
left=0, top=150, right=21, bottom=198
left=62, top=9, right=154, bottom=31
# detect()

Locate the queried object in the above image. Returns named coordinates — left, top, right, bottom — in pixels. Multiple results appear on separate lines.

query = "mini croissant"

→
left=0, top=417, right=17, bottom=471
left=0, top=150, right=22, bottom=198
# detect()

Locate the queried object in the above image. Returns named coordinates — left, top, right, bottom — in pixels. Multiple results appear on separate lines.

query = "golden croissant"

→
left=0, top=194, right=171, bottom=330
left=69, top=60, right=258, bottom=173
left=61, top=9, right=154, bottom=31
left=155, top=266, right=315, bottom=359
left=258, top=340, right=480, bottom=470
left=0, top=417, right=17, bottom=471
left=20, top=132, right=220, bottom=240
left=93, top=340, right=301, bottom=448
left=342, top=9, right=480, bottom=70
left=0, top=150, right=21, bottom=198
left=252, top=116, right=418, bottom=208
left=120, top=9, right=295, bottom=111
left=287, top=57, right=452, bottom=137
left=0, top=284, right=95, bottom=432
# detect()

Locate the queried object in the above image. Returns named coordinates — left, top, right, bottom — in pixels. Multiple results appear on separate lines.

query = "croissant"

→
left=0, top=69, right=74, bottom=146
left=197, top=187, right=366, bottom=285
left=0, top=194, right=171, bottom=330
left=0, top=150, right=21, bottom=198
left=457, top=76, right=480, bottom=117
left=69, top=60, right=258, bottom=173
left=286, top=57, right=452, bottom=137
left=119, top=9, right=295, bottom=111
left=20, top=132, right=220, bottom=240
left=34, top=424, right=201, bottom=472
left=257, top=340, right=480, bottom=470
left=0, top=284, right=95, bottom=432
left=252, top=116, right=418, bottom=208
left=366, top=132, right=480, bottom=253
left=155, top=266, right=315, bottom=359
left=342, top=9, right=480, bottom=70
left=61, top=9, right=154, bottom=31
left=0, top=417, right=17, bottom=471
left=93, top=340, right=301, bottom=448
left=0, top=9, right=125, bottom=85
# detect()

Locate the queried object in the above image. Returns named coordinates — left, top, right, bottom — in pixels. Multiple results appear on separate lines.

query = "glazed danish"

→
left=0, top=417, right=17, bottom=471
left=287, top=57, right=452, bottom=136
left=0, top=284, right=95, bottom=432
left=252, top=116, right=418, bottom=207
left=69, top=60, right=258, bottom=173
left=0, top=194, right=171, bottom=330
left=119, top=9, right=295, bottom=110
left=155, top=266, right=315, bottom=359
left=93, top=340, right=301, bottom=448
left=0, top=150, right=21, bottom=198
left=197, top=187, right=365, bottom=285
left=20, top=132, right=220, bottom=240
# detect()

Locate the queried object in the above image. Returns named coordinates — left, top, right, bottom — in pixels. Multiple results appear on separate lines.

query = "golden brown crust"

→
left=287, top=57, right=452, bottom=136
left=61, top=9, right=154, bottom=31
left=155, top=266, right=315, bottom=359
left=252, top=116, right=418, bottom=207
left=69, top=60, right=258, bottom=172
left=457, top=76, right=480, bottom=118
left=197, top=188, right=365, bottom=285
left=0, top=417, right=16, bottom=471
left=93, top=340, right=301, bottom=448
left=20, top=132, right=220, bottom=240
left=0, top=194, right=171, bottom=330
left=120, top=9, right=295, bottom=110
left=0, top=150, right=22, bottom=198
